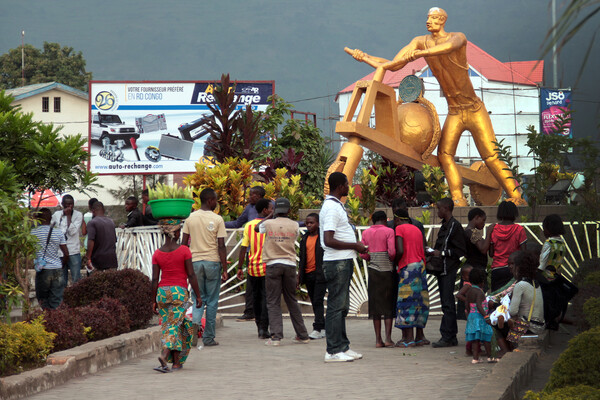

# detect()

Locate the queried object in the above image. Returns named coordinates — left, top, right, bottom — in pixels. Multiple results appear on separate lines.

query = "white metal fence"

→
left=116, top=222, right=599, bottom=316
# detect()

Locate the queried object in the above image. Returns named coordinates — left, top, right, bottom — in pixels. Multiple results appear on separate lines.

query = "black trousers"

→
left=248, top=275, right=268, bottom=332
left=491, top=266, right=513, bottom=293
left=242, top=277, right=255, bottom=317
left=437, top=268, right=458, bottom=341
left=304, top=271, right=327, bottom=331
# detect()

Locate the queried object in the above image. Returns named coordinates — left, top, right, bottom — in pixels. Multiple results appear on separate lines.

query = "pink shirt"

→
left=395, top=223, right=425, bottom=271
left=491, top=224, right=527, bottom=268
left=360, top=224, right=396, bottom=261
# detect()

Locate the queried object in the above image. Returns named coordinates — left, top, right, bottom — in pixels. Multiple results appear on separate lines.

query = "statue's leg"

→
left=438, top=114, right=468, bottom=206
left=324, top=137, right=364, bottom=195
left=468, top=105, right=525, bottom=204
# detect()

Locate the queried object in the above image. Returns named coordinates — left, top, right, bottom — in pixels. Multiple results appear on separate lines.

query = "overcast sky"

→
left=1, top=0, right=598, bottom=139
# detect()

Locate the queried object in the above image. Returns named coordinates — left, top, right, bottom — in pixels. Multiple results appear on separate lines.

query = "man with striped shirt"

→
left=237, top=198, right=273, bottom=339
left=32, top=208, right=68, bottom=310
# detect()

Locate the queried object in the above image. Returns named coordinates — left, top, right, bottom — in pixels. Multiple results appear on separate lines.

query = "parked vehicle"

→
left=91, top=113, right=139, bottom=145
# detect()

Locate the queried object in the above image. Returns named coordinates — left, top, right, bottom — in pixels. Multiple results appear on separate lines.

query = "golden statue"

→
left=327, top=7, right=525, bottom=206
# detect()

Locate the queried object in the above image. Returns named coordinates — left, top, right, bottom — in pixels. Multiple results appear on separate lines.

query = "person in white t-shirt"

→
left=320, top=172, right=368, bottom=363
left=51, top=194, right=83, bottom=285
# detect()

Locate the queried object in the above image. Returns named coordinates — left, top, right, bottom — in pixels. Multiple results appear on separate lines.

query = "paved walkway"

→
left=30, top=317, right=495, bottom=400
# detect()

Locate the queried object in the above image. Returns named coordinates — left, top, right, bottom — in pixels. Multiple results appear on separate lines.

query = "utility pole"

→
left=552, top=0, right=558, bottom=88
left=21, top=30, right=25, bottom=87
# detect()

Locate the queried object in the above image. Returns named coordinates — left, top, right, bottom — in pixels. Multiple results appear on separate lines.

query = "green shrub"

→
left=545, top=326, right=600, bottom=391
left=63, top=269, right=153, bottom=330
left=0, top=316, right=55, bottom=376
left=584, top=297, right=600, bottom=328
left=572, top=284, right=600, bottom=332
left=573, top=258, right=600, bottom=286
left=524, top=385, right=600, bottom=400
left=583, top=271, right=600, bottom=287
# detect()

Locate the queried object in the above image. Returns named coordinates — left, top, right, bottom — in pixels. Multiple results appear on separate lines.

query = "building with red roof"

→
left=336, top=41, right=543, bottom=174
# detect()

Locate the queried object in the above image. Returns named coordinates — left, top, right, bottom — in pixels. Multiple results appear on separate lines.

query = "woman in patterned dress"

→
left=394, top=208, right=430, bottom=347
left=151, top=219, right=202, bottom=372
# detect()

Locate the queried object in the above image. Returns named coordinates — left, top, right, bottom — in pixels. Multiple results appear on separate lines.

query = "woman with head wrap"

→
left=151, top=219, right=202, bottom=372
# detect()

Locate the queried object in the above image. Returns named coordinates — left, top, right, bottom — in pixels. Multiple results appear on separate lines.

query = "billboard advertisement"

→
left=540, top=88, right=572, bottom=137
left=88, top=81, right=274, bottom=175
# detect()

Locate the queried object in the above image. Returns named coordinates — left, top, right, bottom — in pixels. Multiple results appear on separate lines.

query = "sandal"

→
left=415, top=339, right=430, bottom=346
left=471, top=359, right=482, bottom=364
left=153, top=365, right=171, bottom=373
left=172, top=365, right=183, bottom=371
left=487, top=357, right=499, bottom=363
left=395, top=341, right=416, bottom=348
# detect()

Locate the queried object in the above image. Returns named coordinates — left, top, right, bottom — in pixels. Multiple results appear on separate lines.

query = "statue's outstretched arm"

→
left=380, top=36, right=425, bottom=71
left=346, top=48, right=391, bottom=68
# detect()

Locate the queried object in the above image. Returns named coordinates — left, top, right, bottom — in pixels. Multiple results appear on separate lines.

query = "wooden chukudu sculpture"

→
left=326, top=7, right=525, bottom=206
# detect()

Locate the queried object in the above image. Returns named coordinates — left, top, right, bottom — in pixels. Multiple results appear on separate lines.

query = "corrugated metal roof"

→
left=5, top=82, right=88, bottom=101
left=337, top=41, right=543, bottom=97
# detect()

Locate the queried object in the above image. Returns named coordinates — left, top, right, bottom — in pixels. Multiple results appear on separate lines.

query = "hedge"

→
left=63, top=269, right=153, bottom=330
left=0, top=317, right=55, bottom=376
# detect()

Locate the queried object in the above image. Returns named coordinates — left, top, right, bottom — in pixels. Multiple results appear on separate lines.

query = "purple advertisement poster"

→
left=540, top=88, right=572, bottom=137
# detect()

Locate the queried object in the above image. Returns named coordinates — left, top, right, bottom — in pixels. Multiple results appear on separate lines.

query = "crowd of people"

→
left=30, top=174, right=572, bottom=371
left=32, top=194, right=153, bottom=310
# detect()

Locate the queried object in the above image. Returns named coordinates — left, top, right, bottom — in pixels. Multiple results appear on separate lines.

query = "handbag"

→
left=33, top=226, right=53, bottom=273
left=507, top=284, right=537, bottom=343
left=425, top=255, right=444, bottom=274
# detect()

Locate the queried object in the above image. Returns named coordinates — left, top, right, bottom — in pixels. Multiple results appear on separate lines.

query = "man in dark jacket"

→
left=431, top=197, right=466, bottom=348
left=298, top=213, right=326, bottom=339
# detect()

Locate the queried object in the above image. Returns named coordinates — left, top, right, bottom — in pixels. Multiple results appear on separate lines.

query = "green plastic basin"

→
left=148, top=199, right=195, bottom=219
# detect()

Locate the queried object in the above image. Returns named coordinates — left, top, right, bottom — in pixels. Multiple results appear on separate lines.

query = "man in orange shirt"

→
left=237, top=199, right=273, bottom=339
left=298, top=213, right=326, bottom=339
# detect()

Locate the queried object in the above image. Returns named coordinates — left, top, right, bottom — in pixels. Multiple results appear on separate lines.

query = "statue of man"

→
left=351, top=7, right=524, bottom=206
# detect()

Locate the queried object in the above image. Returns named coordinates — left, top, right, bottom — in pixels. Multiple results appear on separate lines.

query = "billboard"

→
left=88, top=81, right=274, bottom=175
left=540, top=88, right=572, bottom=137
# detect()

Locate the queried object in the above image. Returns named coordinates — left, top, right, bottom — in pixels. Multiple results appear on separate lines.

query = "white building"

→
left=336, top=41, right=543, bottom=174
left=6, top=82, right=127, bottom=206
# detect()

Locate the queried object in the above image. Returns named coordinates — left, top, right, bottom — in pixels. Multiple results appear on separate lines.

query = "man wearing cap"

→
left=255, top=198, right=310, bottom=346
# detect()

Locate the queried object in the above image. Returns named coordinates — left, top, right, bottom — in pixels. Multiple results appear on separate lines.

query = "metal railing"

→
left=116, top=222, right=599, bottom=316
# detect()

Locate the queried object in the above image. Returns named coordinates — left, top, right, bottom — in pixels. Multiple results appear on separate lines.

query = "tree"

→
left=0, top=90, right=97, bottom=207
left=260, top=95, right=333, bottom=198
left=0, top=42, right=92, bottom=91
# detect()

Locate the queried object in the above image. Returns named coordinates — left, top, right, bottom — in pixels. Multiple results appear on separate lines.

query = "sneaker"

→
left=324, top=351, right=354, bottom=363
left=236, top=315, right=255, bottom=322
left=345, top=349, right=363, bottom=360
left=191, top=324, right=199, bottom=347
left=265, top=338, right=281, bottom=346
left=292, top=337, right=310, bottom=344
left=309, top=330, right=323, bottom=340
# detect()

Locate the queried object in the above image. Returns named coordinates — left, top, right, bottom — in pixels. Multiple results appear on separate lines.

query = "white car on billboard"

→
left=91, top=113, right=140, bottom=146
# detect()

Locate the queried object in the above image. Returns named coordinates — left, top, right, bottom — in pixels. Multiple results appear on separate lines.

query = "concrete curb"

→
left=0, top=326, right=162, bottom=400
left=467, top=332, right=549, bottom=400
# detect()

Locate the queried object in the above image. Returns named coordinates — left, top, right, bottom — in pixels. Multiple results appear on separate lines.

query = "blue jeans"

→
left=323, top=259, right=353, bottom=354
left=191, top=260, right=221, bottom=344
left=35, top=269, right=65, bottom=310
left=63, top=254, right=82, bottom=285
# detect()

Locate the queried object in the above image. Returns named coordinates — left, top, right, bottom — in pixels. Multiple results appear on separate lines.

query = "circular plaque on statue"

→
left=398, top=75, right=424, bottom=103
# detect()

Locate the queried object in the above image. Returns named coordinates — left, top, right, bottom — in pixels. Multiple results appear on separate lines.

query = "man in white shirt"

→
left=51, top=194, right=83, bottom=285
left=320, top=172, right=368, bottom=362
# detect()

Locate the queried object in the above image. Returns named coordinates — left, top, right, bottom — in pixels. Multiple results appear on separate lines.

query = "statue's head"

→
left=427, top=7, right=447, bottom=32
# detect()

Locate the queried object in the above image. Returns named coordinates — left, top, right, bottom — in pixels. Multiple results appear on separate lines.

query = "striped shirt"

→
left=32, top=225, right=66, bottom=269
left=241, top=218, right=266, bottom=277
